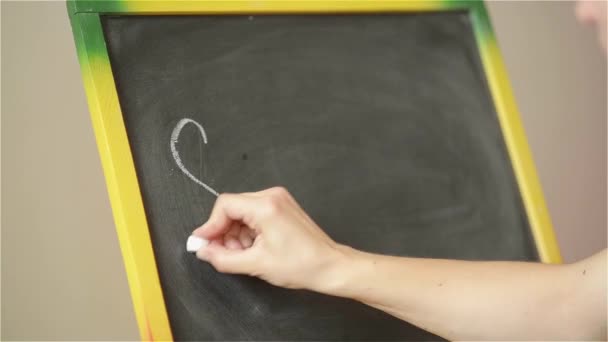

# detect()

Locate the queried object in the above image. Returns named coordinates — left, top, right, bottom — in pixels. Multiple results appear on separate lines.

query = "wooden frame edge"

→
left=67, top=10, right=173, bottom=341
left=469, top=6, right=562, bottom=264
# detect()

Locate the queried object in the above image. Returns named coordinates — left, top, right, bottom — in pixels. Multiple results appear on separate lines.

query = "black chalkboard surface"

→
left=102, top=12, right=537, bottom=341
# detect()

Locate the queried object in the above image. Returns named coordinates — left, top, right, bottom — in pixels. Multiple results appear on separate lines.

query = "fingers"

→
left=196, top=239, right=257, bottom=274
left=239, top=226, right=254, bottom=248
left=193, top=223, right=255, bottom=251
left=193, top=193, right=259, bottom=239
left=192, top=187, right=296, bottom=275
left=224, top=223, right=243, bottom=250
left=194, top=187, right=291, bottom=238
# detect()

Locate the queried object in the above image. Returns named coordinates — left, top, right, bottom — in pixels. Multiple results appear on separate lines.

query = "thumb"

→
left=196, top=240, right=256, bottom=274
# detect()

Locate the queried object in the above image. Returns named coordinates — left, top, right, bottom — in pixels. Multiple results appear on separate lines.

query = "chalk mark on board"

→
left=170, top=118, right=219, bottom=197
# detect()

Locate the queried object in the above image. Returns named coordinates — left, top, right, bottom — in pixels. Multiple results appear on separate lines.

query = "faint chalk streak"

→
left=170, top=118, right=219, bottom=197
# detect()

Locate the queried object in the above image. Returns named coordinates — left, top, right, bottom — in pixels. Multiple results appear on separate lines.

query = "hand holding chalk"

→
left=186, top=235, right=208, bottom=252
left=188, top=187, right=346, bottom=292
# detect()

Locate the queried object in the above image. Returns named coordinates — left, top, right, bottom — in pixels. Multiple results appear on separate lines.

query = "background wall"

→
left=2, top=1, right=605, bottom=340
left=486, top=1, right=607, bottom=263
left=2, top=1, right=139, bottom=340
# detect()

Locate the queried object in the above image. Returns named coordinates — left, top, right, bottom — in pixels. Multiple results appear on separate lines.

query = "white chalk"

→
left=186, top=235, right=208, bottom=253
left=170, top=118, right=219, bottom=197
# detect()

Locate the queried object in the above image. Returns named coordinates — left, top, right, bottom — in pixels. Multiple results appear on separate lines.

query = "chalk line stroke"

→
left=170, top=118, right=219, bottom=197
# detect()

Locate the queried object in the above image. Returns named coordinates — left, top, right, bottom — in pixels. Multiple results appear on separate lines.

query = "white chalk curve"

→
left=170, top=118, right=219, bottom=197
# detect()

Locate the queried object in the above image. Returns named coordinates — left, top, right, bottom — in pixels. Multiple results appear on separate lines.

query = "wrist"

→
left=311, top=243, right=366, bottom=297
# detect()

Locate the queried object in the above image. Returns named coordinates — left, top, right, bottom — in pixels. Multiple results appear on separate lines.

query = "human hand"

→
left=190, top=187, right=346, bottom=291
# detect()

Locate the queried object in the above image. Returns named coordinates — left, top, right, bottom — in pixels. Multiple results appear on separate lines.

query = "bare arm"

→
left=191, top=187, right=607, bottom=341
left=325, top=246, right=607, bottom=340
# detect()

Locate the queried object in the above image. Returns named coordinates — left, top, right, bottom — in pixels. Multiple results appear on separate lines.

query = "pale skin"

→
left=193, top=188, right=607, bottom=340
left=192, top=2, right=608, bottom=340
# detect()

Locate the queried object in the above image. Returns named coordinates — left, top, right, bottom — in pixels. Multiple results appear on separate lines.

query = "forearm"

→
left=317, top=245, right=604, bottom=341
left=193, top=189, right=606, bottom=340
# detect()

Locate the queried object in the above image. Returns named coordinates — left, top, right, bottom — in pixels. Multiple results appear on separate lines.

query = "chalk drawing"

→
left=170, top=118, right=219, bottom=197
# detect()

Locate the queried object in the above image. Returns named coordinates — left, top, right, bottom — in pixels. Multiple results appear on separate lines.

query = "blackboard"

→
left=101, top=12, right=537, bottom=341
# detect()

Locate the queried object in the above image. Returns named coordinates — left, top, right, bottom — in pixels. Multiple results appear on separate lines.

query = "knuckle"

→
left=270, top=186, right=289, bottom=199
left=263, top=196, right=282, bottom=216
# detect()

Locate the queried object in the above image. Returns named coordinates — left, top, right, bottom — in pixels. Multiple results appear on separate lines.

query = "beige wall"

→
left=487, top=1, right=607, bottom=262
left=1, top=1, right=605, bottom=340
left=1, top=2, right=139, bottom=340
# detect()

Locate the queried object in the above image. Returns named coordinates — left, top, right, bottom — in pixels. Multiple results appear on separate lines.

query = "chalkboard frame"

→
left=67, top=1, right=562, bottom=340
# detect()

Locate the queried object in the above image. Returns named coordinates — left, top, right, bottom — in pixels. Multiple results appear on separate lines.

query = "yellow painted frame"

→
left=67, top=1, right=562, bottom=341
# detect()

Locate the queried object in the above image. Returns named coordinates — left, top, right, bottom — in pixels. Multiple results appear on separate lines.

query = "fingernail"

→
left=186, top=235, right=209, bottom=253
